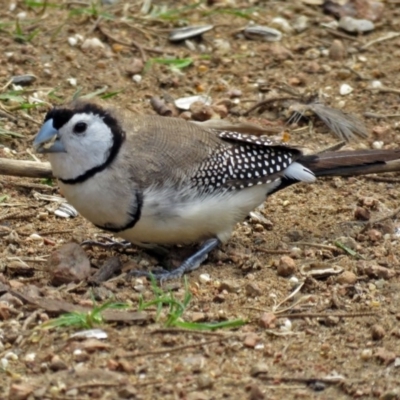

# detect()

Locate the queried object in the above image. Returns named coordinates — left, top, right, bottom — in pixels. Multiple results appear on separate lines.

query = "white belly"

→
left=117, top=183, right=275, bottom=245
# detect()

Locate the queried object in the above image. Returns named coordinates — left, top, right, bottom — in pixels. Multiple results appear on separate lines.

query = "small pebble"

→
left=354, top=207, right=370, bottom=221
left=219, top=280, right=240, bottom=293
left=367, top=229, right=382, bottom=242
left=245, top=282, right=262, bottom=297
left=11, top=74, right=36, bottom=85
left=244, top=333, right=259, bottom=348
left=372, top=141, right=384, bottom=150
left=340, top=83, right=353, bottom=95
left=197, top=373, right=213, bottom=390
left=81, top=37, right=105, bottom=49
left=250, top=362, right=269, bottom=377
left=199, top=273, right=211, bottom=284
left=371, top=324, right=385, bottom=340
left=339, top=16, right=375, bottom=33
left=337, top=270, right=358, bottom=285
left=49, top=355, right=68, bottom=371
left=259, top=312, right=276, bottom=328
left=293, top=15, right=309, bottom=33
left=277, top=256, right=297, bottom=277
left=360, top=348, right=373, bottom=360
left=329, top=40, right=347, bottom=61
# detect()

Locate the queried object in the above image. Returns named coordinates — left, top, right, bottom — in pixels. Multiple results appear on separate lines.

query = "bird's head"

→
left=33, top=100, right=125, bottom=183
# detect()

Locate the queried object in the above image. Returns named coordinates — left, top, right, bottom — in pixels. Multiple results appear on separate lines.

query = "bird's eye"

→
left=73, top=122, right=87, bottom=134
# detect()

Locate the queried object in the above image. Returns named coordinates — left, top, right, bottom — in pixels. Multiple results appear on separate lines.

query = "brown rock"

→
left=8, top=383, right=34, bottom=400
left=367, top=229, right=382, bottom=242
left=48, top=243, right=91, bottom=285
left=190, top=101, right=215, bottom=121
left=244, top=333, right=260, bottom=348
left=259, top=312, right=276, bottom=328
left=245, top=282, right=262, bottom=297
left=197, top=373, right=213, bottom=390
left=375, top=347, right=396, bottom=365
left=248, top=383, right=265, bottom=400
left=329, top=39, right=347, bottom=61
left=361, top=263, right=395, bottom=280
left=354, top=207, right=370, bottom=221
left=371, top=324, right=385, bottom=340
left=337, top=270, right=358, bottom=285
left=277, top=256, right=297, bottom=277
left=49, top=355, right=68, bottom=371
left=250, top=362, right=269, bottom=377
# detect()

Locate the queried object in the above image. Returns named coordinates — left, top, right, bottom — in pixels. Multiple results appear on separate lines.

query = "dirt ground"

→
left=0, top=0, right=400, bottom=399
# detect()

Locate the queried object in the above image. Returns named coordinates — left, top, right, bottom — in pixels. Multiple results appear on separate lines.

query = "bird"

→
left=33, top=99, right=400, bottom=280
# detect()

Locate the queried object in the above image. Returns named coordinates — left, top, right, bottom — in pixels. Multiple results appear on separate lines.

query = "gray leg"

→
left=128, top=238, right=221, bottom=282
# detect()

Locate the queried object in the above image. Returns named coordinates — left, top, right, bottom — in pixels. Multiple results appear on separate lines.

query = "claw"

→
left=126, top=238, right=221, bottom=281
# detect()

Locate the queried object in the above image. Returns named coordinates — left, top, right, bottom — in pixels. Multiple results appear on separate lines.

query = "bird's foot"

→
left=127, top=238, right=220, bottom=282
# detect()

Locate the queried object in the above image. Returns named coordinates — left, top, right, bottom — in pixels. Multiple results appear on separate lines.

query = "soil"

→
left=0, top=1, right=400, bottom=399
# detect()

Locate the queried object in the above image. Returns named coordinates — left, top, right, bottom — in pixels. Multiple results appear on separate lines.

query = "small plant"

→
left=139, top=276, right=246, bottom=331
left=144, top=57, right=193, bottom=73
left=41, top=300, right=129, bottom=330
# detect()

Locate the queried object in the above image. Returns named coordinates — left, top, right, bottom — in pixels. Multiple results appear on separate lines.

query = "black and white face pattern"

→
left=43, top=103, right=125, bottom=183
left=191, top=131, right=312, bottom=193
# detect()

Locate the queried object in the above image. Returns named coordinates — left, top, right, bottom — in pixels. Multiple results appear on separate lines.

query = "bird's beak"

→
left=33, top=119, right=66, bottom=153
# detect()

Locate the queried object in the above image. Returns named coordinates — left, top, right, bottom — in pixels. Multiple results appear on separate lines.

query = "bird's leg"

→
left=128, top=238, right=221, bottom=282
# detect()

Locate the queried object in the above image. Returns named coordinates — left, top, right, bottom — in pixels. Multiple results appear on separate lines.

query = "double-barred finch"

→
left=33, top=100, right=400, bottom=280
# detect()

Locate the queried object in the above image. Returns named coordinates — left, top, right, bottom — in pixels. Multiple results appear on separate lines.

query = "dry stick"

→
left=291, top=242, right=339, bottom=251
left=361, top=32, right=400, bottom=50
left=365, top=175, right=400, bottom=183
left=369, top=87, right=400, bottom=95
left=97, top=23, right=147, bottom=62
left=0, top=158, right=53, bottom=178
left=276, top=312, right=377, bottom=319
left=255, top=248, right=290, bottom=254
left=151, top=328, right=227, bottom=337
left=364, top=112, right=400, bottom=119
left=360, top=206, right=400, bottom=234
left=125, top=338, right=223, bottom=358
left=242, top=95, right=299, bottom=116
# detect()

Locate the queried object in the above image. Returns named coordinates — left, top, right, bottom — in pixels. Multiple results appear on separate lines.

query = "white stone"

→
left=81, top=37, right=105, bottom=50
left=132, top=74, right=142, bottom=83
left=68, top=37, right=78, bottom=47
left=372, top=141, right=383, bottom=149
left=339, top=83, right=353, bottom=96
left=199, top=273, right=211, bottom=284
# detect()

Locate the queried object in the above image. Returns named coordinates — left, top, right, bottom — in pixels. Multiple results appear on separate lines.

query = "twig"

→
left=364, top=112, right=400, bottom=119
left=361, top=32, right=400, bottom=50
left=365, top=176, right=400, bottom=183
left=125, top=338, right=223, bottom=358
left=291, top=242, right=339, bottom=252
left=360, top=206, right=400, bottom=233
left=254, top=248, right=290, bottom=254
left=242, top=96, right=299, bottom=116
left=368, top=87, right=400, bottom=95
left=0, top=158, right=53, bottom=178
left=276, top=311, right=377, bottom=319
left=151, top=328, right=226, bottom=337
left=97, top=23, right=147, bottom=62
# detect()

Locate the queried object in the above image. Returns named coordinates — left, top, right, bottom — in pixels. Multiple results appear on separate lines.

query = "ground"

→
left=0, top=0, right=400, bottom=399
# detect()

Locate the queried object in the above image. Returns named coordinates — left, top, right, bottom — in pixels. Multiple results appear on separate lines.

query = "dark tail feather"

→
left=299, top=149, right=400, bottom=177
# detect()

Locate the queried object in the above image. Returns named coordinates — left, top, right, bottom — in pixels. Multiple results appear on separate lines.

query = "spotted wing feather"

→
left=190, top=130, right=304, bottom=192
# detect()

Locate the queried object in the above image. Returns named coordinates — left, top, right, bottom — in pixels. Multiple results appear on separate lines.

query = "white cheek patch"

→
left=50, top=113, right=115, bottom=180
